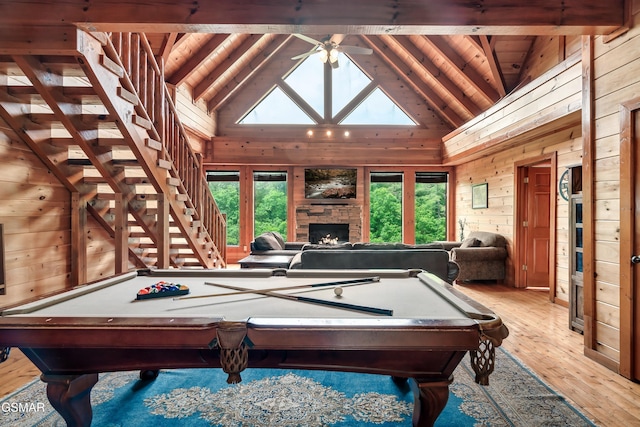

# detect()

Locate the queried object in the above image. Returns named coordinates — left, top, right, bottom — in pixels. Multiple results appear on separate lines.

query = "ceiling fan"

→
left=291, top=34, right=373, bottom=69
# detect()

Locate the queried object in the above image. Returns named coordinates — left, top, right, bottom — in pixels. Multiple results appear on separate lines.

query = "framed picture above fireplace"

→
left=304, top=168, right=357, bottom=199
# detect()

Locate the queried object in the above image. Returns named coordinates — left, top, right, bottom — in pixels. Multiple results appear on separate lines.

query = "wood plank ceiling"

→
left=2, top=0, right=626, bottom=135
left=153, top=32, right=532, bottom=130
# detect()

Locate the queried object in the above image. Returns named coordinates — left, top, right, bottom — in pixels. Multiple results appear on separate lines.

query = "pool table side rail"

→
left=0, top=271, right=139, bottom=315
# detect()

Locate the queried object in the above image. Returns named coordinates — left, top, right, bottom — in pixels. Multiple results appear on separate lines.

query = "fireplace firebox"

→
left=309, top=223, right=349, bottom=244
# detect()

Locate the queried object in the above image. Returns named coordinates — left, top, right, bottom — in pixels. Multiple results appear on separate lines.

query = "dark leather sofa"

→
left=289, top=242, right=459, bottom=283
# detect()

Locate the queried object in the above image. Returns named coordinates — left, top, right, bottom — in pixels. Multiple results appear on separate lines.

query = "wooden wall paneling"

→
left=493, top=36, right=536, bottom=92
left=453, top=120, right=581, bottom=289
left=209, top=138, right=443, bottom=166
left=84, top=215, right=117, bottom=282
left=0, top=114, right=73, bottom=307
left=443, top=57, right=581, bottom=162
left=175, top=85, right=216, bottom=138
left=520, top=36, right=564, bottom=83
left=586, top=10, right=640, bottom=368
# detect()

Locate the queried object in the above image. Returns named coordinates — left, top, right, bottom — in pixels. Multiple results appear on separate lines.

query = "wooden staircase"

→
left=0, top=29, right=226, bottom=277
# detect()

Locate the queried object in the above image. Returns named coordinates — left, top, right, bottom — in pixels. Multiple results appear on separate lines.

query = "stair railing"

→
left=105, top=32, right=226, bottom=265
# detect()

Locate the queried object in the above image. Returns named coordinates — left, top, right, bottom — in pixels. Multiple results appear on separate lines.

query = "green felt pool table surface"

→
left=0, top=268, right=508, bottom=427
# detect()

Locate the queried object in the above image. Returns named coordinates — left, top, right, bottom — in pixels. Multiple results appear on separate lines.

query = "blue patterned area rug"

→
left=1, top=347, right=595, bottom=426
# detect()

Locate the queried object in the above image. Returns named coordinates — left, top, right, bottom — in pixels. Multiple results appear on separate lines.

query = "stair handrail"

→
left=104, top=32, right=226, bottom=265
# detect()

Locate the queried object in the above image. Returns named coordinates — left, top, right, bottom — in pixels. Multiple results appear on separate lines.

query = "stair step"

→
left=99, top=54, right=124, bottom=78
left=146, top=138, right=162, bottom=151
left=167, top=177, right=181, bottom=187
left=132, top=115, right=152, bottom=130
left=117, top=86, right=138, bottom=106
left=157, top=159, right=171, bottom=170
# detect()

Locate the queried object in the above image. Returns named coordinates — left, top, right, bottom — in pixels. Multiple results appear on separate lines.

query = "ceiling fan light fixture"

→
left=318, top=49, right=329, bottom=63
left=329, top=48, right=339, bottom=63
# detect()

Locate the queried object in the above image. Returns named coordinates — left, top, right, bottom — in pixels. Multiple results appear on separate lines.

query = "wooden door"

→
left=632, top=111, right=640, bottom=380
left=619, top=100, right=640, bottom=380
left=525, top=167, right=552, bottom=287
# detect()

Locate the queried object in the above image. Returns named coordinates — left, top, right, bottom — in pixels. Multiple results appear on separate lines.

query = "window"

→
left=207, top=171, right=240, bottom=245
left=415, top=172, right=448, bottom=244
left=239, top=55, right=415, bottom=126
left=254, top=172, right=288, bottom=239
left=369, top=172, right=403, bottom=242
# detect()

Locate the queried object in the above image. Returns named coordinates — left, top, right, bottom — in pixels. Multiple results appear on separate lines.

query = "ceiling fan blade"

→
left=330, top=34, right=346, bottom=45
left=338, top=45, right=373, bottom=56
left=293, top=33, right=323, bottom=46
left=291, top=50, right=320, bottom=60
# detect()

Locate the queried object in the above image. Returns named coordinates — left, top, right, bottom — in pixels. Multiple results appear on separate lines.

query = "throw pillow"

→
left=253, top=232, right=284, bottom=250
left=460, top=237, right=481, bottom=248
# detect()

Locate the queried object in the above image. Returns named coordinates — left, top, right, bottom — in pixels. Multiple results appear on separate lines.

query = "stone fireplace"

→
left=296, top=204, right=362, bottom=243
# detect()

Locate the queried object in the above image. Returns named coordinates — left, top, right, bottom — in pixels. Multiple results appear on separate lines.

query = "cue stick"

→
left=176, top=276, right=380, bottom=301
left=183, top=280, right=393, bottom=316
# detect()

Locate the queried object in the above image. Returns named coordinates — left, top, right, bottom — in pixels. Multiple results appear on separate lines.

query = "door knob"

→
left=632, top=255, right=640, bottom=264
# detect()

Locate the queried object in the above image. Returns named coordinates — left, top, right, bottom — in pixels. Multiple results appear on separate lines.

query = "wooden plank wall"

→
left=453, top=122, right=582, bottom=297
left=587, top=0, right=640, bottom=364
left=0, top=116, right=72, bottom=307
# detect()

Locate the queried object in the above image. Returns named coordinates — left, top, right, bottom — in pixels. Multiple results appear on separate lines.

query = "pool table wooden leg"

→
left=41, top=373, right=98, bottom=427
left=410, top=377, right=452, bottom=427
left=470, top=338, right=496, bottom=385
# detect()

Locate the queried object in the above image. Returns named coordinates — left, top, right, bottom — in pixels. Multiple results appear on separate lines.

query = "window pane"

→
left=415, top=173, right=447, bottom=244
left=207, top=171, right=240, bottom=246
left=254, top=172, right=288, bottom=240
left=239, top=87, right=315, bottom=124
left=575, top=252, right=583, bottom=273
left=369, top=173, right=403, bottom=242
left=332, top=56, right=371, bottom=115
left=342, top=87, right=416, bottom=125
left=285, top=57, right=324, bottom=116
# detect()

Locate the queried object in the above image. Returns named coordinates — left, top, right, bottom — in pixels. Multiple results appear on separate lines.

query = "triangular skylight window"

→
left=341, top=87, right=416, bottom=125
left=239, top=86, right=314, bottom=124
left=239, top=53, right=415, bottom=126
left=284, top=56, right=324, bottom=116
left=331, top=57, right=371, bottom=115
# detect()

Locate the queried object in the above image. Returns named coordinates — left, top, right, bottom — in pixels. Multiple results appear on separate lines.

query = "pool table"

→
left=0, top=268, right=508, bottom=427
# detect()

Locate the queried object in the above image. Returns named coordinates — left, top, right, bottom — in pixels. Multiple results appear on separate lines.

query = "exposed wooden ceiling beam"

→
left=166, top=33, right=230, bottom=86
left=193, top=34, right=262, bottom=102
left=361, top=35, right=464, bottom=128
left=479, top=36, right=507, bottom=97
left=389, top=35, right=482, bottom=119
left=159, top=33, right=179, bottom=65
left=3, top=0, right=624, bottom=35
left=418, top=35, right=500, bottom=106
left=208, top=34, right=291, bottom=112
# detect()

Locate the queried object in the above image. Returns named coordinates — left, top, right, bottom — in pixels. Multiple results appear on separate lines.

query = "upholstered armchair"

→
left=446, top=231, right=508, bottom=283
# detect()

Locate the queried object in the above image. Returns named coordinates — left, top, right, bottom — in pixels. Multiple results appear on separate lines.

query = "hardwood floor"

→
left=1, top=283, right=639, bottom=426
left=457, top=283, right=640, bottom=427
